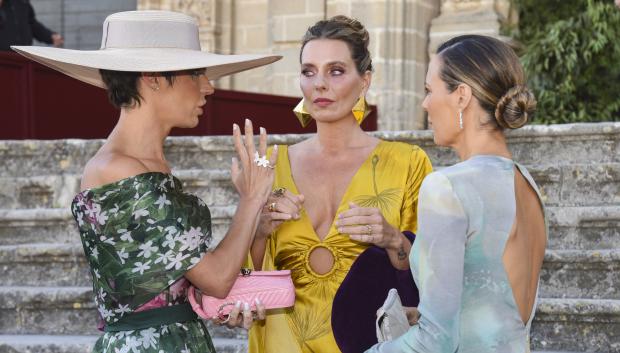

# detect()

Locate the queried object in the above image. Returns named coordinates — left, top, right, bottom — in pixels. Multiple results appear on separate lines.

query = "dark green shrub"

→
left=511, top=0, right=620, bottom=123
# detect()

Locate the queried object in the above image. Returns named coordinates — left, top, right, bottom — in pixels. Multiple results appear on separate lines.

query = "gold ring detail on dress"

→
left=272, top=187, right=286, bottom=197
left=268, top=202, right=277, bottom=212
left=365, top=224, right=373, bottom=235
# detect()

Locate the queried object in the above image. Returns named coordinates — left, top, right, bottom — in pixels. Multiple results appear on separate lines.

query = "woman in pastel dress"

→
left=366, top=35, right=547, bottom=353
left=247, top=16, right=433, bottom=353
left=13, top=10, right=281, bottom=353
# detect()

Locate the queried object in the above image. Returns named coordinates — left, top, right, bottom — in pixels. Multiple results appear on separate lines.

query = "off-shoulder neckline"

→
left=75, top=171, right=178, bottom=196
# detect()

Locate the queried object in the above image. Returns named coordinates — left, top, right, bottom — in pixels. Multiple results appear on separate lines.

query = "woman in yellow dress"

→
left=247, top=16, right=433, bottom=353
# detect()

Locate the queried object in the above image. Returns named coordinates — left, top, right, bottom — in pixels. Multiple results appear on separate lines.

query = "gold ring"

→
left=272, top=187, right=286, bottom=197
left=365, top=224, right=372, bottom=235
left=268, top=202, right=277, bottom=212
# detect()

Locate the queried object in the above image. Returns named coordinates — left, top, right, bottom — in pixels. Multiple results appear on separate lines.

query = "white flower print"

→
left=119, top=229, right=133, bottom=242
left=123, top=335, right=142, bottom=353
left=115, top=303, right=131, bottom=316
left=117, top=248, right=129, bottom=264
left=132, top=208, right=149, bottom=220
left=98, top=287, right=107, bottom=301
left=93, top=268, right=101, bottom=279
left=131, top=261, right=151, bottom=275
left=154, top=250, right=174, bottom=265
left=179, top=227, right=203, bottom=252
left=162, top=233, right=177, bottom=249
left=76, top=211, right=84, bottom=227
left=138, top=241, right=158, bottom=258
left=165, top=253, right=189, bottom=271
left=154, top=195, right=172, bottom=210
left=100, top=235, right=116, bottom=245
left=139, top=327, right=160, bottom=349
left=180, top=344, right=191, bottom=353
left=91, top=247, right=99, bottom=260
left=84, top=202, right=101, bottom=219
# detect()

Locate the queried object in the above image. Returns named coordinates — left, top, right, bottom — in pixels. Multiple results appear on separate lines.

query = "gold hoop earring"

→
left=352, top=96, right=371, bottom=125
left=293, top=99, right=312, bottom=128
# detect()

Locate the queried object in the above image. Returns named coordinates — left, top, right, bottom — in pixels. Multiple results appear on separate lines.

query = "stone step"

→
left=1, top=205, right=618, bottom=249
left=0, top=244, right=90, bottom=287
left=540, top=249, right=620, bottom=299
left=1, top=162, right=618, bottom=210
left=0, top=206, right=236, bottom=246
left=0, top=287, right=616, bottom=351
left=0, top=123, right=618, bottom=177
left=531, top=298, right=620, bottom=352
left=0, top=169, right=239, bottom=210
left=547, top=206, right=620, bottom=250
left=0, top=286, right=246, bottom=340
left=3, top=243, right=619, bottom=299
left=0, top=335, right=248, bottom=353
left=0, top=336, right=585, bottom=353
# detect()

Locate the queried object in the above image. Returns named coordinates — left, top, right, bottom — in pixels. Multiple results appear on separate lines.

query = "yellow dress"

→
left=248, top=140, right=433, bottom=353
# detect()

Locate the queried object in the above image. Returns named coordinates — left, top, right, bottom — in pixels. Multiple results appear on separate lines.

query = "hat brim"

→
left=332, top=232, right=419, bottom=353
left=11, top=46, right=282, bottom=88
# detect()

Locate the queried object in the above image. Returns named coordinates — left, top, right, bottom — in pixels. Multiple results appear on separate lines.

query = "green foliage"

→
left=512, top=0, right=620, bottom=123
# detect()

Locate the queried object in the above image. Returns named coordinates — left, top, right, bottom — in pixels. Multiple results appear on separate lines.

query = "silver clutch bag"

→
left=376, top=288, right=410, bottom=342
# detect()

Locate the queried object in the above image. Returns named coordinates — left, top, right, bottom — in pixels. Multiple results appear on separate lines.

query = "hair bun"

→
left=330, top=15, right=370, bottom=48
left=494, top=85, right=537, bottom=129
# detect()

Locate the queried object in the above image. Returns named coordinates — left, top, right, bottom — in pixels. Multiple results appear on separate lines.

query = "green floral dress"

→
left=71, top=172, right=216, bottom=353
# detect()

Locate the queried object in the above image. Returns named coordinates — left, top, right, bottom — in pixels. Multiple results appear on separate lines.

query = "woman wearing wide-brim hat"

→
left=13, top=10, right=281, bottom=353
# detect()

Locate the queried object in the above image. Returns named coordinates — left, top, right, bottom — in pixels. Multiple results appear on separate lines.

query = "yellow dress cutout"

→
left=248, top=140, right=432, bottom=353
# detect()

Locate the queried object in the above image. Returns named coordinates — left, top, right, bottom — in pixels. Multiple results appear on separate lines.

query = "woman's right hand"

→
left=256, top=189, right=304, bottom=239
left=231, top=119, right=278, bottom=205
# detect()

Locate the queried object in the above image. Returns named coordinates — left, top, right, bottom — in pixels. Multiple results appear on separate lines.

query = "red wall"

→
left=0, top=52, right=377, bottom=139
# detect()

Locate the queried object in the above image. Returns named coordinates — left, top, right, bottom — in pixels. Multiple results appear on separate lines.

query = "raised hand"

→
left=231, top=119, right=278, bottom=205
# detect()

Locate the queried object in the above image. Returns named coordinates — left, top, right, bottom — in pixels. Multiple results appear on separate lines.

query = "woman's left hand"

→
left=335, top=202, right=400, bottom=249
left=212, top=299, right=267, bottom=330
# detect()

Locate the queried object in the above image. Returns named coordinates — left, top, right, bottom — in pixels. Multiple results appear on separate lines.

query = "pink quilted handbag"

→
left=188, top=269, right=295, bottom=321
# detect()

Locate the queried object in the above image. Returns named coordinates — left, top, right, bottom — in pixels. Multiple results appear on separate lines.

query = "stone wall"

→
left=31, top=0, right=138, bottom=50
left=30, top=0, right=519, bottom=130
left=137, top=0, right=442, bottom=130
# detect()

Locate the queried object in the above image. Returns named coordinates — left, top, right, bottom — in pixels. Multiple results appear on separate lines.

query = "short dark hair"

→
left=300, top=15, right=373, bottom=74
left=99, top=70, right=177, bottom=109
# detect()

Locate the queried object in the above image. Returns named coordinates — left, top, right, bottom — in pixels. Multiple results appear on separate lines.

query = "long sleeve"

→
left=27, top=2, right=53, bottom=44
left=366, top=171, right=468, bottom=353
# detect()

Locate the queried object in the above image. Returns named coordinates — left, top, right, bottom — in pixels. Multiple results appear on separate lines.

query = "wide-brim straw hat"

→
left=11, top=10, right=281, bottom=88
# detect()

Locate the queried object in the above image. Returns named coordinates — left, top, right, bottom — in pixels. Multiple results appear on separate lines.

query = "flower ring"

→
left=254, top=152, right=271, bottom=168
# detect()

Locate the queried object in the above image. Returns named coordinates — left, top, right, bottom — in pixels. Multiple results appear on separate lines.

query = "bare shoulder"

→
left=80, top=152, right=150, bottom=191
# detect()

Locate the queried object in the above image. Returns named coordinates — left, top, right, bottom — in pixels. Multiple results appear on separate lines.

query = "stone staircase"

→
left=0, top=122, right=618, bottom=353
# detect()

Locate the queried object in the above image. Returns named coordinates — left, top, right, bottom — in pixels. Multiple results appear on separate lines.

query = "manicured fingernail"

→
left=235, top=301, right=241, bottom=308
left=274, top=144, right=278, bottom=151
left=233, top=123, right=238, bottom=131
left=255, top=298, right=261, bottom=305
left=245, top=118, right=250, bottom=125
left=260, top=127, right=266, bottom=134
left=244, top=302, right=250, bottom=311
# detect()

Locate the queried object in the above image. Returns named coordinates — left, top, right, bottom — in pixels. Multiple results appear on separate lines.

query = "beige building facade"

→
left=138, top=0, right=512, bottom=130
